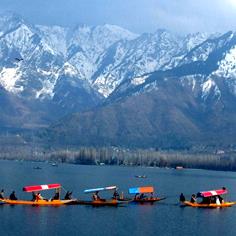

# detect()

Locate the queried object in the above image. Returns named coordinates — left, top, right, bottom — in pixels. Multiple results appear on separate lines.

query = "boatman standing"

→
left=113, top=189, right=120, bottom=199
left=179, top=193, right=185, bottom=202
left=190, top=194, right=196, bottom=203
left=0, top=189, right=4, bottom=199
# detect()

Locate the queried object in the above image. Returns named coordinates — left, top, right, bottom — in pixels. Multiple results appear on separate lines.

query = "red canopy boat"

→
left=1, top=183, right=77, bottom=206
left=182, top=188, right=236, bottom=208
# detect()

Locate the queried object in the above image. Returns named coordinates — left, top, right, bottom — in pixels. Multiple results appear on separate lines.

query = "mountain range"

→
left=0, top=12, right=236, bottom=148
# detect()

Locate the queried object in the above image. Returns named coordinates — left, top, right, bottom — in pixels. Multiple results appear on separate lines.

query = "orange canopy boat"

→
left=129, top=186, right=165, bottom=203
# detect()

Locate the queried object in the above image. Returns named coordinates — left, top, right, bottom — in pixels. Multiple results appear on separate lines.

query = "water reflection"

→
left=1, top=160, right=236, bottom=236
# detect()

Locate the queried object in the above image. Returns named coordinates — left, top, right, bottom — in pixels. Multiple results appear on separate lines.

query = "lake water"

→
left=1, top=160, right=236, bottom=236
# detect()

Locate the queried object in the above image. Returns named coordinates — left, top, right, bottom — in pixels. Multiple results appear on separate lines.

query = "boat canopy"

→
left=84, top=186, right=117, bottom=193
left=23, top=184, right=61, bottom=192
left=129, top=186, right=154, bottom=194
left=198, top=189, right=228, bottom=198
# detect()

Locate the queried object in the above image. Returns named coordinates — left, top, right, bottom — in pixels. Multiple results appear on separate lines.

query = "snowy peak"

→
left=180, top=31, right=235, bottom=66
left=68, top=23, right=138, bottom=62
left=35, top=25, right=68, bottom=56
left=0, top=12, right=25, bottom=37
left=90, top=29, right=212, bottom=97
left=1, top=11, right=236, bottom=115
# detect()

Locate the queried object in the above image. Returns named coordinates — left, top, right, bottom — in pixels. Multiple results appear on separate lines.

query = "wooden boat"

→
left=2, top=199, right=77, bottom=206
left=33, top=166, right=42, bottom=170
left=129, top=186, right=165, bottom=203
left=175, top=166, right=184, bottom=170
left=132, top=197, right=165, bottom=203
left=76, top=199, right=124, bottom=206
left=182, top=188, right=236, bottom=208
left=2, top=183, right=77, bottom=206
left=0, top=200, right=6, bottom=205
left=135, top=175, right=147, bottom=178
left=182, top=201, right=236, bottom=208
left=81, top=186, right=126, bottom=206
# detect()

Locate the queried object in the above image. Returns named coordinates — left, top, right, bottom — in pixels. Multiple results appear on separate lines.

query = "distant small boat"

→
left=33, top=166, right=42, bottom=170
left=135, top=175, right=147, bottom=178
left=51, top=163, right=58, bottom=167
left=175, top=166, right=184, bottom=170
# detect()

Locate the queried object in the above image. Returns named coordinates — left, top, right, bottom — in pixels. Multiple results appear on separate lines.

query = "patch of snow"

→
left=214, top=45, right=236, bottom=78
left=0, top=67, right=23, bottom=93
left=180, top=75, right=202, bottom=91
left=131, top=75, right=149, bottom=85
left=93, top=74, right=123, bottom=98
left=63, top=62, right=78, bottom=76
left=142, top=81, right=159, bottom=93
left=35, top=79, right=55, bottom=99
left=36, top=69, right=52, bottom=76
left=202, top=79, right=214, bottom=94
left=201, top=78, right=221, bottom=100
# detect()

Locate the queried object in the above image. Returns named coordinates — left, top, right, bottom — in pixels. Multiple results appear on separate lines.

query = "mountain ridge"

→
left=0, top=12, right=236, bottom=148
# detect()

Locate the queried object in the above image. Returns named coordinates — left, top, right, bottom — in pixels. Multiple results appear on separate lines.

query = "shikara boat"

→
left=129, top=186, right=165, bottom=203
left=2, top=199, right=77, bottom=206
left=33, top=166, right=42, bottom=170
left=183, top=201, right=236, bottom=208
left=79, top=186, right=127, bottom=206
left=2, top=183, right=77, bottom=206
left=182, top=188, right=236, bottom=208
left=135, top=175, right=147, bottom=178
left=76, top=199, right=123, bottom=206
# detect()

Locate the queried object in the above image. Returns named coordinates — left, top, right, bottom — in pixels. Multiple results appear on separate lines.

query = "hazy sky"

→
left=0, top=0, right=236, bottom=33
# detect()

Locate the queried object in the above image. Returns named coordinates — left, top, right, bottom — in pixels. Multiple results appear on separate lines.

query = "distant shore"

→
left=1, top=145, right=236, bottom=171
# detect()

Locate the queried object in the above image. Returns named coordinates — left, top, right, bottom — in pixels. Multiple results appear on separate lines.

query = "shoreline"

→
left=0, top=146, right=236, bottom=172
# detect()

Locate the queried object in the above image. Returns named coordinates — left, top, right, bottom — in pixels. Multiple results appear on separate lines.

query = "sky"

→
left=0, top=0, right=236, bottom=34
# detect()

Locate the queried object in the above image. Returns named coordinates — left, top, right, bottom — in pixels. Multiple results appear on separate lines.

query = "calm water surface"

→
left=1, top=160, right=236, bottom=236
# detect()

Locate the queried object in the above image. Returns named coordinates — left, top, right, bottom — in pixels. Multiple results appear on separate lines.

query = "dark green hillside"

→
left=46, top=73, right=236, bottom=149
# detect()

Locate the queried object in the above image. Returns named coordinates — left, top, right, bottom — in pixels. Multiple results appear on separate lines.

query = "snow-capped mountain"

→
left=1, top=12, right=231, bottom=104
left=50, top=30, right=236, bottom=148
left=91, top=30, right=211, bottom=97
left=1, top=12, right=236, bottom=148
left=109, top=31, right=236, bottom=103
left=0, top=13, right=138, bottom=104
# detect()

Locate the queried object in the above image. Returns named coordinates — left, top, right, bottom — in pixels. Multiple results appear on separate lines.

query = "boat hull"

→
left=132, top=197, right=165, bottom=203
left=1, top=199, right=77, bottom=206
left=76, top=199, right=124, bottom=206
left=183, top=201, right=236, bottom=208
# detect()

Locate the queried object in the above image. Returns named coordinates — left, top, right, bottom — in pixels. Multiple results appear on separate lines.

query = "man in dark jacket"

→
left=9, top=191, right=17, bottom=200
